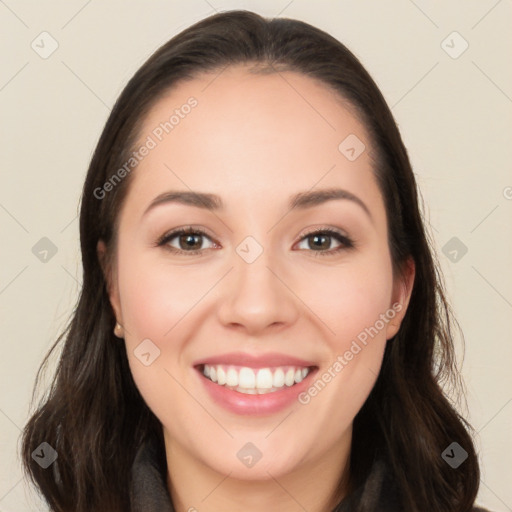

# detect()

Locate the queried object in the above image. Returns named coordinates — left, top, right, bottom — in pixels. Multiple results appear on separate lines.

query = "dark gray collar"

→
left=129, top=436, right=404, bottom=512
left=130, top=435, right=173, bottom=511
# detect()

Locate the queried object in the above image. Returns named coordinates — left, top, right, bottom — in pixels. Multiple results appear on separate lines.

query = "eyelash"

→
left=156, top=225, right=355, bottom=257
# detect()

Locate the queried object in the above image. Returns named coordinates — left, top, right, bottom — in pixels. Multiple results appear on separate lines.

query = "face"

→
left=101, top=65, right=414, bottom=483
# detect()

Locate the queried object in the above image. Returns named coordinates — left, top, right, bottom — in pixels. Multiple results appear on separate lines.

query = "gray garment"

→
left=129, top=436, right=491, bottom=512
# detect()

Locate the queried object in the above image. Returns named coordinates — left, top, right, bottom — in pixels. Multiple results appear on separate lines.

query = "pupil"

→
left=311, top=234, right=329, bottom=250
left=182, top=234, right=200, bottom=249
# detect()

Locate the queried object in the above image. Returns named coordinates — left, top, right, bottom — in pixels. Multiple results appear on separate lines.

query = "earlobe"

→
left=386, top=257, right=415, bottom=340
left=97, top=239, right=123, bottom=325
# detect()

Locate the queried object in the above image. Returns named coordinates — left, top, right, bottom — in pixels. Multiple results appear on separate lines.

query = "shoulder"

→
left=472, top=507, right=493, bottom=512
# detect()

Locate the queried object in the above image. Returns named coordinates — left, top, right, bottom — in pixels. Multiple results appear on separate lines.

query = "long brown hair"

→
left=21, top=10, right=480, bottom=511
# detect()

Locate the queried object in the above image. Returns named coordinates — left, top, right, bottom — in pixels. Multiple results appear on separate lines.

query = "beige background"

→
left=1, top=1, right=511, bottom=510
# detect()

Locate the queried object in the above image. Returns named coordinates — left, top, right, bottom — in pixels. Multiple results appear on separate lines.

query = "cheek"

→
left=294, top=255, right=393, bottom=419
left=117, top=253, right=208, bottom=342
left=299, top=253, right=394, bottom=346
left=115, top=254, right=207, bottom=410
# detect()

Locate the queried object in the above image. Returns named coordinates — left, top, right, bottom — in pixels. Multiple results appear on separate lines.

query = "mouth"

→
left=193, top=354, right=319, bottom=415
left=196, top=363, right=317, bottom=395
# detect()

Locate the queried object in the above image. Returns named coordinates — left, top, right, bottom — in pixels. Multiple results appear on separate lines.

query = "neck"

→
left=164, top=430, right=352, bottom=512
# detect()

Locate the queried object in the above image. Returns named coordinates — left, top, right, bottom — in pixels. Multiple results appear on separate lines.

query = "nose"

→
left=216, top=248, right=300, bottom=335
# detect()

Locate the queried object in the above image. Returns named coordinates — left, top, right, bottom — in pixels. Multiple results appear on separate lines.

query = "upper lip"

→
left=193, top=351, right=317, bottom=369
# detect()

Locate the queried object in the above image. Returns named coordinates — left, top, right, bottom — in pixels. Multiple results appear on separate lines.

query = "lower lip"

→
left=195, top=366, right=318, bottom=415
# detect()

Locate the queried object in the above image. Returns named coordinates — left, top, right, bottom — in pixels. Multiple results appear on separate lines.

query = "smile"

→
left=202, top=364, right=312, bottom=395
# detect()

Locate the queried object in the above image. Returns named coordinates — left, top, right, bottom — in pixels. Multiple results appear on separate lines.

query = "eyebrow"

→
left=143, top=188, right=372, bottom=220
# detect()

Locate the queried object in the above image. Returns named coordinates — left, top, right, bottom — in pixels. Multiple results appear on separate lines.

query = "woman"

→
left=21, top=10, right=492, bottom=512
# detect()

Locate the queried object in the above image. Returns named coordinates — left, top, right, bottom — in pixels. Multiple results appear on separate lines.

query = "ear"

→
left=97, top=239, right=123, bottom=324
left=385, top=257, right=415, bottom=340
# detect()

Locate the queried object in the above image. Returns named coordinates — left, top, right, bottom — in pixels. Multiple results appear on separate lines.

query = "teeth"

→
left=239, top=367, right=256, bottom=388
left=202, top=364, right=312, bottom=394
left=256, top=368, right=273, bottom=389
left=217, top=367, right=226, bottom=385
left=273, top=368, right=285, bottom=388
left=226, top=368, right=238, bottom=387
left=285, top=368, right=295, bottom=386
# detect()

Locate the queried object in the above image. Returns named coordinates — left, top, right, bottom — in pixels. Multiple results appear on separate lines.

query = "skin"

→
left=99, top=65, right=415, bottom=512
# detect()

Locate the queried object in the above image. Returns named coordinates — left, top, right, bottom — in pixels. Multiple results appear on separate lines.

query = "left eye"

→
left=294, top=229, right=354, bottom=256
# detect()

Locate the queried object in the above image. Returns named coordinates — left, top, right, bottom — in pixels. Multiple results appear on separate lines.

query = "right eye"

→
left=157, top=226, right=217, bottom=255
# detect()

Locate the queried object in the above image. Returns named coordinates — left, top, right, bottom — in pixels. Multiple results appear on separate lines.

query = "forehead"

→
left=139, top=64, right=369, bottom=159
left=122, top=65, right=382, bottom=220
